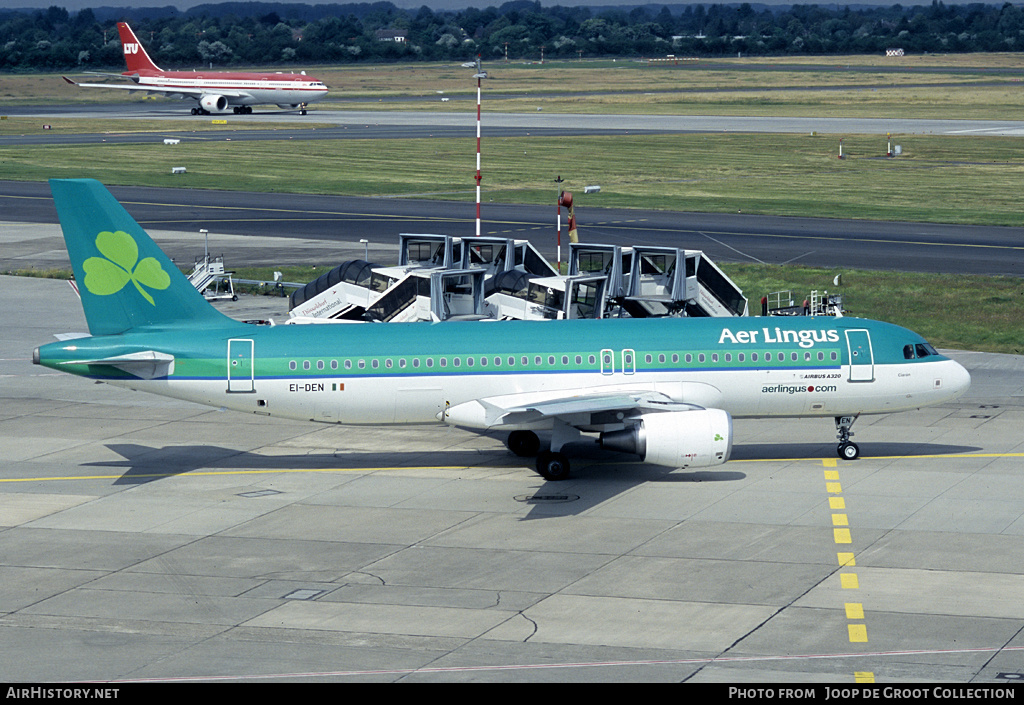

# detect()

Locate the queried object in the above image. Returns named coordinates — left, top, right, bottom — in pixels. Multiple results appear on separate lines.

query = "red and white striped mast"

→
left=473, top=56, right=487, bottom=237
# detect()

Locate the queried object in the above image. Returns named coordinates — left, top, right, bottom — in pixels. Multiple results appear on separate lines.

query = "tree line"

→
left=3, top=1, right=1024, bottom=71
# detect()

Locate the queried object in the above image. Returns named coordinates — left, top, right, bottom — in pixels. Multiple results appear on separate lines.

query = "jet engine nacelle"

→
left=600, top=408, right=733, bottom=468
left=199, top=95, right=228, bottom=113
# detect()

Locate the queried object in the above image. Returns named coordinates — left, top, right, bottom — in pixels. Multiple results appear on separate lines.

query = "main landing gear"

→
left=836, top=415, right=860, bottom=460
left=506, top=429, right=572, bottom=481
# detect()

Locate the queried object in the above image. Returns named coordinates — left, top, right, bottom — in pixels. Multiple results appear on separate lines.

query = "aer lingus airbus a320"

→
left=33, top=180, right=971, bottom=480
left=63, top=22, right=328, bottom=115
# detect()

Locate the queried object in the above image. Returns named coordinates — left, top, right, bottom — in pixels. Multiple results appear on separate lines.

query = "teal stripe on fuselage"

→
left=39, top=315, right=943, bottom=383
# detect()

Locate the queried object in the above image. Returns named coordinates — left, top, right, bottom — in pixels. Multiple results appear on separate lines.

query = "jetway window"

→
left=578, top=251, right=613, bottom=274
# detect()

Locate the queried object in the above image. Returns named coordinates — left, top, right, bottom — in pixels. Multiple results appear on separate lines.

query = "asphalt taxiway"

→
left=3, top=266, right=1024, bottom=682
left=3, top=181, right=1023, bottom=277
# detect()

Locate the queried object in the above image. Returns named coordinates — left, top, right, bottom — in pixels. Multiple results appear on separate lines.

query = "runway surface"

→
left=2, top=267, right=1024, bottom=682
left=3, top=180, right=1023, bottom=277
left=9, top=101, right=1024, bottom=138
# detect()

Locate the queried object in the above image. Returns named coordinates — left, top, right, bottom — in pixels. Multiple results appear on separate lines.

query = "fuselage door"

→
left=845, top=329, right=874, bottom=382
left=227, top=338, right=255, bottom=392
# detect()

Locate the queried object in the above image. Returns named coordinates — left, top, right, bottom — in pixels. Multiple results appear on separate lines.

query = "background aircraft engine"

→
left=599, top=409, right=733, bottom=468
left=199, top=95, right=228, bottom=112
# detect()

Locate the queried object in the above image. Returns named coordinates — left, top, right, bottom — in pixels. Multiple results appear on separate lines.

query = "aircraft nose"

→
left=940, top=359, right=971, bottom=401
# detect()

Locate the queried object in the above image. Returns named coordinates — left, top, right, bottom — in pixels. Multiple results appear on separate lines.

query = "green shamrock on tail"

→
left=83, top=230, right=170, bottom=306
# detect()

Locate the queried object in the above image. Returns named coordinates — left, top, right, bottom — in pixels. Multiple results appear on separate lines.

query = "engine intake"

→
left=199, top=94, right=228, bottom=113
left=600, top=409, right=733, bottom=468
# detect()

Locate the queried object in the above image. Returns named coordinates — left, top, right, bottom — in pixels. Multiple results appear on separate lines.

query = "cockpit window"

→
left=906, top=342, right=939, bottom=360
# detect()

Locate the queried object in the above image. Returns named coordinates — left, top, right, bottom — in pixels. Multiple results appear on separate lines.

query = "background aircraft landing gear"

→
left=536, top=450, right=570, bottom=481
left=835, top=415, right=860, bottom=460
left=507, top=430, right=540, bottom=457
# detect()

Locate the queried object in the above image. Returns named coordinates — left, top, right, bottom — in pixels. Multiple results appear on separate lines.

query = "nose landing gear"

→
left=836, top=415, right=860, bottom=460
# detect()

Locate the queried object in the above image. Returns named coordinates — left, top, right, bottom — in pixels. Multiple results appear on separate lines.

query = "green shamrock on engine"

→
left=83, top=230, right=170, bottom=306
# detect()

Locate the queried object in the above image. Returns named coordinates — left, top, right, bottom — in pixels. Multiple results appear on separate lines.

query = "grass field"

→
left=3, top=54, right=1023, bottom=353
left=5, top=131, right=1024, bottom=226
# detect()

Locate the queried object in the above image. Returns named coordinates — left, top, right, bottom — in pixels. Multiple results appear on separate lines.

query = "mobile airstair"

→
left=188, top=255, right=237, bottom=301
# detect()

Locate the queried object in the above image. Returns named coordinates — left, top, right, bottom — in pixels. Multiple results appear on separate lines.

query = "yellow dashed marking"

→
left=832, top=513, right=849, bottom=526
left=845, top=603, right=865, bottom=620
left=834, top=528, right=852, bottom=544
left=841, top=573, right=860, bottom=589
left=848, top=624, right=868, bottom=643
left=855, top=672, right=876, bottom=683
left=837, top=552, right=856, bottom=566
left=829, top=497, right=846, bottom=509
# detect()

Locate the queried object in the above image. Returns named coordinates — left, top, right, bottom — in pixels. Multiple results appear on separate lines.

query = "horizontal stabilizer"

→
left=62, top=350, right=174, bottom=380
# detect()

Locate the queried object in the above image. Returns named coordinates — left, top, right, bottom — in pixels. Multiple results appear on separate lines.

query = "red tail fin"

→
left=117, top=22, right=162, bottom=74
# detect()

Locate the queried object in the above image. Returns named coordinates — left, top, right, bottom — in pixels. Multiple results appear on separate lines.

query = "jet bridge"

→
left=485, top=271, right=607, bottom=320
left=365, top=269, right=486, bottom=323
left=288, top=234, right=558, bottom=323
left=569, top=243, right=748, bottom=318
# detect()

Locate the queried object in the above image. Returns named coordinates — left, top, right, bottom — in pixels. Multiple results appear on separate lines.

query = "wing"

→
left=445, top=390, right=703, bottom=430
left=62, top=76, right=250, bottom=100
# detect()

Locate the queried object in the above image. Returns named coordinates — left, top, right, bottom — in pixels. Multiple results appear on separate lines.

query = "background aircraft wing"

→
left=62, top=76, right=250, bottom=100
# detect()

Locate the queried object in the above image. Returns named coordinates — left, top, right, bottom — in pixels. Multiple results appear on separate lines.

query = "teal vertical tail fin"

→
left=50, top=178, right=237, bottom=335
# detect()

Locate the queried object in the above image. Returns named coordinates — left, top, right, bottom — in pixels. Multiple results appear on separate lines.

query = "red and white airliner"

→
left=63, top=22, right=329, bottom=115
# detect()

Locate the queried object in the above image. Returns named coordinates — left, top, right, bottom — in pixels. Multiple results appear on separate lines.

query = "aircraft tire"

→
left=536, top=451, right=570, bottom=481
left=507, top=430, right=540, bottom=457
left=838, top=442, right=860, bottom=460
